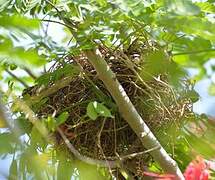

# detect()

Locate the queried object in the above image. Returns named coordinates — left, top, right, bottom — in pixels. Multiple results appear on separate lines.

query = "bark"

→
left=84, top=49, right=184, bottom=179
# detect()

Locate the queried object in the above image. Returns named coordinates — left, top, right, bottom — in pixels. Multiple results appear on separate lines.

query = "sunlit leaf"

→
left=56, top=111, right=69, bottom=126
left=0, top=103, right=7, bottom=128
left=87, top=101, right=98, bottom=120
left=196, top=2, right=215, bottom=14
left=0, top=15, right=40, bottom=30
left=87, top=101, right=113, bottom=120
left=185, top=133, right=215, bottom=158
left=46, top=116, right=56, bottom=132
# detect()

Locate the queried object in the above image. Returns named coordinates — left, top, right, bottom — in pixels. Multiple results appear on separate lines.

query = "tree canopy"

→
left=0, top=0, right=215, bottom=179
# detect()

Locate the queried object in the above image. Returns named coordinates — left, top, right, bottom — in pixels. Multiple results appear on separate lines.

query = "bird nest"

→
left=23, top=43, right=194, bottom=176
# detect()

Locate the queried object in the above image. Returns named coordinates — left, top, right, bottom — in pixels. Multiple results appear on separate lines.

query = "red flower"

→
left=184, top=156, right=209, bottom=180
left=143, top=157, right=210, bottom=180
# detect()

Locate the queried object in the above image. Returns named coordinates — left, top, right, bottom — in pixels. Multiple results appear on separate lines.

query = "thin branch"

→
left=5, top=69, right=29, bottom=88
left=44, top=0, right=78, bottom=28
left=173, top=49, right=215, bottom=56
left=57, top=127, right=119, bottom=168
left=41, top=19, right=74, bottom=30
left=120, top=146, right=160, bottom=160
left=23, top=67, right=37, bottom=80
left=44, top=0, right=61, bottom=14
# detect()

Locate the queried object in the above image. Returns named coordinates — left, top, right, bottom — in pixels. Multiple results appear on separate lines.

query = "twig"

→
left=5, top=69, right=29, bottom=88
left=41, top=19, right=74, bottom=30
left=120, top=145, right=160, bottom=160
left=96, top=119, right=115, bottom=178
left=23, top=67, right=37, bottom=79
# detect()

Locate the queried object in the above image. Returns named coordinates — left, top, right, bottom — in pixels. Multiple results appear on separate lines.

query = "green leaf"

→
left=0, top=0, right=11, bottom=12
left=23, top=0, right=41, bottom=11
left=140, top=50, right=169, bottom=80
left=57, top=158, right=74, bottom=180
left=172, top=36, right=214, bottom=68
left=196, top=2, right=215, bottom=14
left=87, top=102, right=98, bottom=120
left=35, top=64, right=79, bottom=85
left=35, top=73, right=51, bottom=86
left=19, top=154, right=26, bottom=180
left=95, top=0, right=107, bottom=7
left=9, top=64, right=17, bottom=70
left=0, top=15, right=40, bottom=30
left=0, top=132, right=14, bottom=154
left=94, top=101, right=113, bottom=118
left=185, top=90, right=200, bottom=103
left=8, top=159, right=18, bottom=180
left=87, top=101, right=113, bottom=120
left=46, top=116, right=56, bottom=132
left=185, top=133, right=215, bottom=158
left=31, top=126, right=47, bottom=149
left=56, top=112, right=69, bottom=126
left=157, top=16, right=215, bottom=41
left=16, top=116, right=33, bottom=135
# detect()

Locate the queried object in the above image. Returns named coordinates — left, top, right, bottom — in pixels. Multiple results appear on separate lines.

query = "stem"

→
left=84, top=49, right=184, bottom=179
left=41, top=19, right=74, bottom=30
left=57, top=127, right=118, bottom=168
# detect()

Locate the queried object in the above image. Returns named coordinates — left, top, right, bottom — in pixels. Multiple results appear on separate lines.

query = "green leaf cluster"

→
left=87, top=101, right=113, bottom=120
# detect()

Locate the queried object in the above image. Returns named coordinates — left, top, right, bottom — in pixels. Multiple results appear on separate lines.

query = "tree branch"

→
left=57, top=127, right=118, bottom=168
left=84, top=49, right=184, bottom=179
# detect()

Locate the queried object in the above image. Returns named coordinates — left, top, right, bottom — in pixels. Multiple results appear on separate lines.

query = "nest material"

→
left=24, top=43, right=193, bottom=175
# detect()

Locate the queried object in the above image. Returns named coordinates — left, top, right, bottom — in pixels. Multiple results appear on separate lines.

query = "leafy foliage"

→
left=0, top=0, right=215, bottom=179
